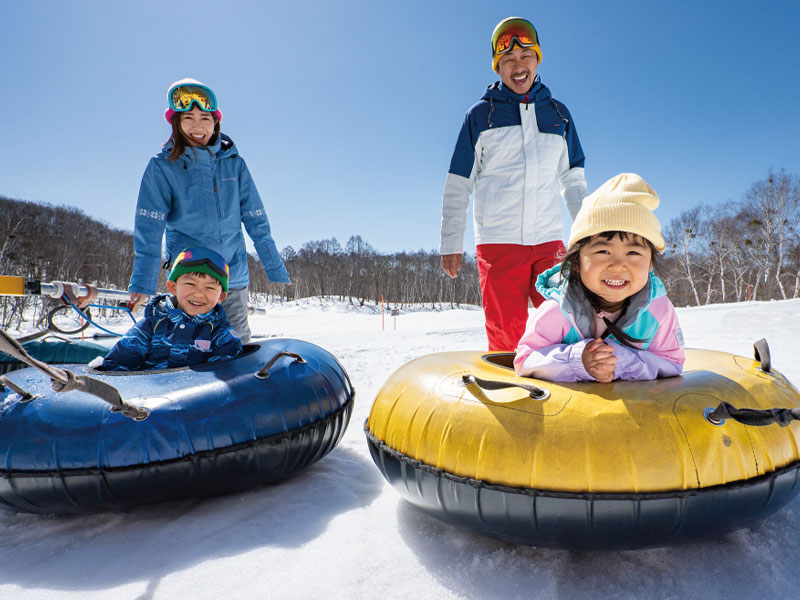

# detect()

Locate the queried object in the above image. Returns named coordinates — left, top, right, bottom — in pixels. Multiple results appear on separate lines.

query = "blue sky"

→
left=2, top=0, right=798, bottom=255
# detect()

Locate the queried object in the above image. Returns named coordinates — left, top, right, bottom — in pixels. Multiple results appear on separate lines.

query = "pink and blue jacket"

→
left=514, top=265, right=685, bottom=381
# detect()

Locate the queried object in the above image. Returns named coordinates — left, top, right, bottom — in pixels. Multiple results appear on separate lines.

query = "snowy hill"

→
left=1, top=298, right=799, bottom=600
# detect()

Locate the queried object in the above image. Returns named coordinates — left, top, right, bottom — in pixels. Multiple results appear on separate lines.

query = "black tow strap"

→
left=461, top=374, right=549, bottom=400
left=706, top=402, right=800, bottom=427
left=704, top=338, right=797, bottom=427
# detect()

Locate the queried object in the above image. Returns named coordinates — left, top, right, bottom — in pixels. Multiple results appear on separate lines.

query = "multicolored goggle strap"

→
left=168, top=247, right=229, bottom=292
left=491, top=17, right=540, bottom=57
left=168, top=83, right=218, bottom=113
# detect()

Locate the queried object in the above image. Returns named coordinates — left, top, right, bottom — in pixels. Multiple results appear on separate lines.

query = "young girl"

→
left=514, top=173, right=685, bottom=382
left=128, top=78, right=290, bottom=343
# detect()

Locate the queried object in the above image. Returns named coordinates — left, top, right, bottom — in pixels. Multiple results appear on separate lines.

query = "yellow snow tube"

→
left=367, top=348, right=800, bottom=494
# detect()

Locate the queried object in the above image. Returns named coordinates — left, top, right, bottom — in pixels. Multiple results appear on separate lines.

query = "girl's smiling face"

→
left=578, top=233, right=653, bottom=311
left=179, top=107, right=215, bottom=147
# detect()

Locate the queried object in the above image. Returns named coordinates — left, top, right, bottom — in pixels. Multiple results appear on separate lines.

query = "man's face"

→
left=497, top=46, right=540, bottom=95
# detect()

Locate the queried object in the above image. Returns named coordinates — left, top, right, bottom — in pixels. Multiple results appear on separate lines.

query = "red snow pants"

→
left=476, top=241, right=565, bottom=352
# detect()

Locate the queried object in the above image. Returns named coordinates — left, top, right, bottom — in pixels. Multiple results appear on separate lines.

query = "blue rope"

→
left=62, top=299, right=136, bottom=338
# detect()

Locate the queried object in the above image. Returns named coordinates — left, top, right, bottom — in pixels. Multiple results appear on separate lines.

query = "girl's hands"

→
left=582, top=339, right=617, bottom=383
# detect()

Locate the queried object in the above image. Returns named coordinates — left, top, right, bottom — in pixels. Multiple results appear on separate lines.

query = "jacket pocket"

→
left=479, top=179, right=521, bottom=233
left=215, top=175, right=240, bottom=220
left=536, top=132, right=564, bottom=173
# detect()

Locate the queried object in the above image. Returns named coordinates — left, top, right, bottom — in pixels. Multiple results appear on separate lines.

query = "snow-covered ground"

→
left=2, top=298, right=800, bottom=600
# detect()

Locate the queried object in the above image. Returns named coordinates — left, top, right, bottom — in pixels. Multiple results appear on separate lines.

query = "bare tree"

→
left=665, top=206, right=703, bottom=306
left=702, top=204, right=743, bottom=303
left=742, top=169, right=800, bottom=299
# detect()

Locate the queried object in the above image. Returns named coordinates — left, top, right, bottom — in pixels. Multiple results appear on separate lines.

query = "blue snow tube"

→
left=0, top=337, right=109, bottom=375
left=0, top=338, right=354, bottom=514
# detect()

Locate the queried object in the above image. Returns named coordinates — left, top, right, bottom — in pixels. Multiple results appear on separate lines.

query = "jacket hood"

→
left=535, top=264, right=596, bottom=337
left=157, top=133, right=238, bottom=162
left=535, top=264, right=567, bottom=302
left=145, top=294, right=225, bottom=325
left=482, top=76, right=551, bottom=104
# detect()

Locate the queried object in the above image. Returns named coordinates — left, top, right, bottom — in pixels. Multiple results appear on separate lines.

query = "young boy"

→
left=101, top=247, right=243, bottom=371
left=439, top=17, right=589, bottom=352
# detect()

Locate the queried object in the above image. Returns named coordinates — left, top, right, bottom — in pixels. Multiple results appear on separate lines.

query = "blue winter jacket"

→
left=129, top=134, right=290, bottom=294
left=101, top=294, right=243, bottom=371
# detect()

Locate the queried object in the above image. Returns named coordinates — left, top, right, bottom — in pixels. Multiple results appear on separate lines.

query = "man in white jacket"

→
left=440, top=16, right=588, bottom=351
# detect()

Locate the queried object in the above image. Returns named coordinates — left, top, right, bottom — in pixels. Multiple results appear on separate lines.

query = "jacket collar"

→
left=145, top=294, right=222, bottom=325
left=536, top=265, right=663, bottom=338
left=158, top=133, right=237, bottom=162
left=482, top=75, right=550, bottom=104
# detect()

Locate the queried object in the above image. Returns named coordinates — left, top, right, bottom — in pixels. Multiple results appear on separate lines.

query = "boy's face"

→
left=166, top=272, right=227, bottom=316
left=497, top=46, right=540, bottom=95
left=578, top=233, right=653, bottom=311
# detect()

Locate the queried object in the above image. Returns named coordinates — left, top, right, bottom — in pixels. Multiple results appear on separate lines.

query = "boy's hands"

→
left=582, top=339, right=617, bottom=383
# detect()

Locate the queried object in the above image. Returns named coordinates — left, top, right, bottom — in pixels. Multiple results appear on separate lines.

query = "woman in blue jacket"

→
left=128, top=78, right=290, bottom=343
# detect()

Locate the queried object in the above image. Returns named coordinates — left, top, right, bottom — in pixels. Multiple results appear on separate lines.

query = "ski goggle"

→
left=169, top=247, right=229, bottom=285
left=168, top=84, right=218, bottom=113
left=491, top=18, right=540, bottom=57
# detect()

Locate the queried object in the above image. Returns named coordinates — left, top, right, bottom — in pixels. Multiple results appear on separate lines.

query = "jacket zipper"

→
left=213, top=176, right=222, bottom=218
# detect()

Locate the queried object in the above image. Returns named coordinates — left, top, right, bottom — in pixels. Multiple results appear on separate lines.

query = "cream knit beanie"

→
left=567, top=173, right=665, bottom=252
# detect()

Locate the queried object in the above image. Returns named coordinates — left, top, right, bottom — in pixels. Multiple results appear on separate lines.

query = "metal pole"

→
left=2, top=275, right=264, bottom=312
left=0, top=276, right=135, bottom=302
left=38, top=282, right=133, bottom=302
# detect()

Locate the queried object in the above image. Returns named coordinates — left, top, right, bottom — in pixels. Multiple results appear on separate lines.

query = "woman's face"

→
left=578, top=233, right=653, bottom=311
left=179, top=107, right=215, bottom=147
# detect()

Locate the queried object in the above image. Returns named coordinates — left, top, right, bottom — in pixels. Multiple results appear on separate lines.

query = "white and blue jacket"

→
left=129, top=134, right=290, bottom=295
left=440, top=78, right=588, bottom=255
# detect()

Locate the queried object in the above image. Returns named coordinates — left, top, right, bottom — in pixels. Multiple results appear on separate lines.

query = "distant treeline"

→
left=658, top=169, right=800, bottom=305
left=247, top=236, right=481, bottom=308
left=2, top=168, right=799, bottom=329
left=0, top=196, right=137, bottom=330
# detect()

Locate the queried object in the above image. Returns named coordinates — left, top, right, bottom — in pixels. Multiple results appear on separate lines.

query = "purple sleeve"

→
left=609, top=342, right=683, bottom=380
left=515, top=339, right=597, bottom=381
left=514, top=301, right=595, bottom=381
left=609, top=298, right=685, bottom=380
